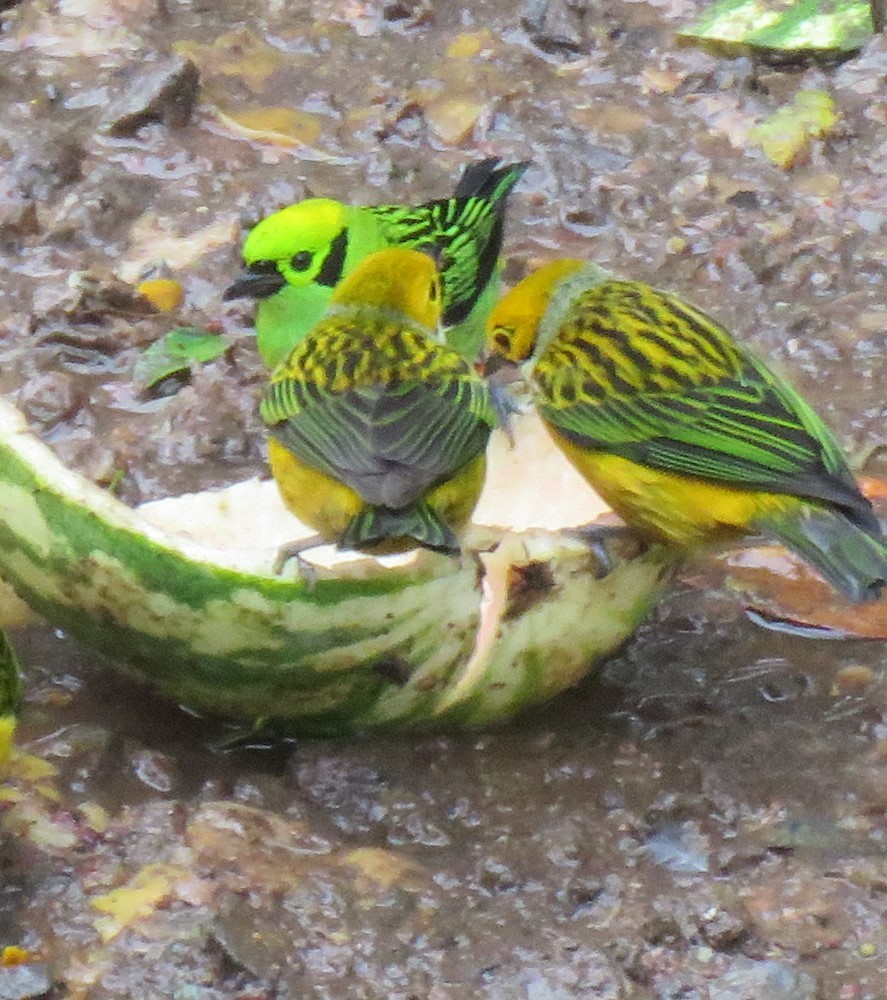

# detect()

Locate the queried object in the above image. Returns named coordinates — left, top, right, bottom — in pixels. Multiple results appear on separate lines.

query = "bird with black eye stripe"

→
left=223, top=158, right=528, bottom=368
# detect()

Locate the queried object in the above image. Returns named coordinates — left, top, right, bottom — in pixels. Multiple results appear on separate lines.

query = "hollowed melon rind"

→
left=0, top=398, right=673, bottom=731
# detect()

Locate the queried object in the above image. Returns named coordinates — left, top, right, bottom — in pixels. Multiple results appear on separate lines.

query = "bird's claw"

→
left=272, top=536, right=326, bottom=589
left=564, top=523, right=637, bottom=579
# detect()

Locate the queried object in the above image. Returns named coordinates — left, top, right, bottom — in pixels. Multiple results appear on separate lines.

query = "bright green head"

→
left=224, top=198, right=355, bottom=303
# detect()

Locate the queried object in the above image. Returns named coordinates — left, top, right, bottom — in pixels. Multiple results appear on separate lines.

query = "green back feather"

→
left=536, top=276, right=876, bottom=527
left=261, top=306, right=496, bottom=510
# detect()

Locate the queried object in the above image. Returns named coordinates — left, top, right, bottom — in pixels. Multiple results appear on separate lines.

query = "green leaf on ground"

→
left=678, top=0, right=874, bottom=55
left=133, top=328, right=228, bottom=392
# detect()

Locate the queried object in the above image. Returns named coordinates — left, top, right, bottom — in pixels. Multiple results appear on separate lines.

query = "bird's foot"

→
left=272, top=534, right=328, bottom=587
left=490, top=384, right=521, bottom=448
left=564, top=523, right=638, bottom=579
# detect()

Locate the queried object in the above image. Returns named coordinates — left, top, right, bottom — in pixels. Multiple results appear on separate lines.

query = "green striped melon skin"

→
left=0, top=399, right=672, bottom=733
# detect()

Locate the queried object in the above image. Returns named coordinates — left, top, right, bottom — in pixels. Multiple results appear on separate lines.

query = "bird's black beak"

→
left=477, top=352, right=523, bottom=447
left=223, top=269, right=287, bottom=302
left=479, top=351, right=517, bottom=380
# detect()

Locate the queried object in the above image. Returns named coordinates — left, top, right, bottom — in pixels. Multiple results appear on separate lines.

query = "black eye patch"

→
left=315, top=229, right=349, bottom=288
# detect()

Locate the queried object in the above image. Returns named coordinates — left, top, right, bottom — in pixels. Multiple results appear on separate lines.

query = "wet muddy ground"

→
left=2, top=0, right=887, bottom=996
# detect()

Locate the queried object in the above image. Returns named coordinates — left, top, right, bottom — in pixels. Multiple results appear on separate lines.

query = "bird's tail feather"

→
left=340, top=503, right=459, bottom=553
left=454, top=159, right=529, bottom=204
left=756, top=507, right=887, bottom=603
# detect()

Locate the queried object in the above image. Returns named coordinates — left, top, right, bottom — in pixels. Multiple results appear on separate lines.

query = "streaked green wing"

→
left=262, top=373, right=494, bottom=509
left=538, top=276, right=870, bottom=518
left=370, top=201, right=500, bottom=328
left=370, top=161, right=528, bottom=327
left=542, top=358, right=868, bottom=514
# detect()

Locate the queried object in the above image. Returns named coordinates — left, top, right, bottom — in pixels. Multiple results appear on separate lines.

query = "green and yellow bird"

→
left=485, top=259, right=887, bottom=602
left=260, top=247, right=497, bottom=565
left=225, top=158, right=528, bottom=368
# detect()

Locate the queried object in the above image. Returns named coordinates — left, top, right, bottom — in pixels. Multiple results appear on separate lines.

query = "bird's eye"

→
left=290, top=251, right=313, bottom=272
left=493, top=328, right=512, bottom=350
left=429, top=279, right=440, bottom=303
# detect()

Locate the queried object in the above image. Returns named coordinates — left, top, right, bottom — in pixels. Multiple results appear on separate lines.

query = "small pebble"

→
left=832, top=665, right=875, bottom=695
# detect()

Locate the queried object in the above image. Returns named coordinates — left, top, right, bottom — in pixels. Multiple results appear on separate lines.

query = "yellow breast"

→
left=424, top=453, right=488, bottom=534
left=267, top=438, right=363, bottom=542
left=267, top=439, right=487, bottom=553
left=550, top=432, right=793, bottom=550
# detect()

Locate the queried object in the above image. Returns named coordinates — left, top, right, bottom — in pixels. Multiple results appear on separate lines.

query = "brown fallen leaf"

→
left=214, top=106, right=322, bottom=148
left=691, top=544, right=887, bottom=639
left=423, top=96, right=488, bottom=145
left=446, top=29, right=493, bottom=58
left=174, top=29, right=292, bottom=93
left=858, top=474, right=887, bottom=501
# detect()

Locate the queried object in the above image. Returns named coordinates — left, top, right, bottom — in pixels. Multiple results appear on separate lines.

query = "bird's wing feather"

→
left=369, top=162, right=527, bottom=327
left=542, top=362, right=867, bottom=513
left=263, top=373, right=494, bottom=509
left=536, top=279, right=870, bottom=519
